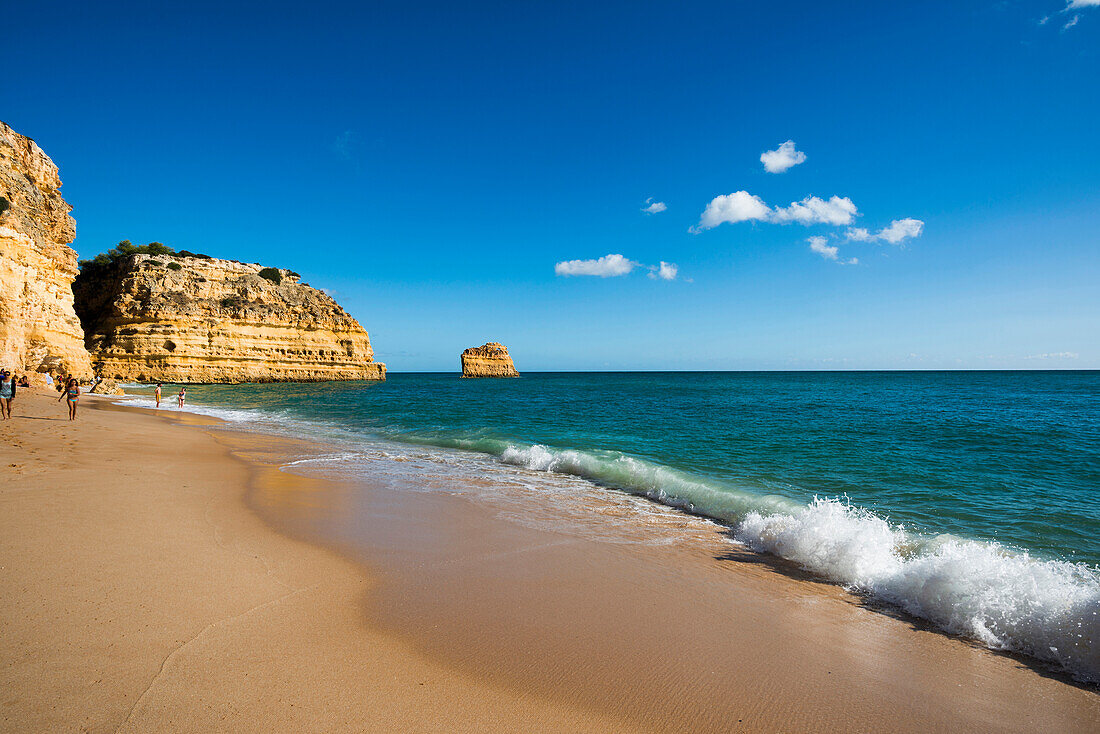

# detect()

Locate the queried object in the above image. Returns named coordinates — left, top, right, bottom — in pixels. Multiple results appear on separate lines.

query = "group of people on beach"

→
left=0, top=371, right=189, bottom=422
left=0, top=370, right=81, bottom=421
left=153, top=383, right=186, bottom=408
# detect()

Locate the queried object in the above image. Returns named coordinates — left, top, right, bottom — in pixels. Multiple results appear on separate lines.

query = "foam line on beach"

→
left=471, top=441, right=1100, bottom=683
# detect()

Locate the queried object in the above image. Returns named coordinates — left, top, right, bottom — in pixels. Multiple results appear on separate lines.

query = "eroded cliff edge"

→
left=461, top=342, right=519, bottom=377
left=0, top=121, right=93, bottom=377
left=74, top=253, right=385, bottom=383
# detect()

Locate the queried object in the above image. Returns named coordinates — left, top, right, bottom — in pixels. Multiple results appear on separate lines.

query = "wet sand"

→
left=2, top=390, right=1097, bottom=732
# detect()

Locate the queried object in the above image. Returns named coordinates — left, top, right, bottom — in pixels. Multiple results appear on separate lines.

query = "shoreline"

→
left=0, top=391, right=626, bottom=732
left=2, top=390, right=1097, bottom=732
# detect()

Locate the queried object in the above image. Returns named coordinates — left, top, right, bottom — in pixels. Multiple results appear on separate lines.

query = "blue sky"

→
left=4, top=1, right=1098, bottom=370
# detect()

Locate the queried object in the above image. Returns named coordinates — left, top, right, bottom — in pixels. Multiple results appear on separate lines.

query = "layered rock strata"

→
left=461, top=342, right=519, bottom=377
left=74, top=254, right=385, bottom=383
left=0, top=121, right=94, bottom=377
left=89, top=378, right=125, bottom=396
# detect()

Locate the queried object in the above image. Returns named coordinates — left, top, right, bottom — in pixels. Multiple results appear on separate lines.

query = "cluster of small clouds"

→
left=1025, top=352, right=1078, bottom=360
left=552, top=199, right=679, bottom=282
left=689, top=140, right=925, bottom=265
left=562, top=137, right=926, bottom=279
left=554, top=254, right=681, bottom=281
left=1041, top=0, right=1098, bottom=30
left=802, top=218, right=923, bottom=263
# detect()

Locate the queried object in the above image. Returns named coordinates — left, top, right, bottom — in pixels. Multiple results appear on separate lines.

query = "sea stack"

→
left=73, top=252, right=386, bottom=383
left=0, top=121, right=94, bottom=379
left=461, top=342, right=519, bottom=377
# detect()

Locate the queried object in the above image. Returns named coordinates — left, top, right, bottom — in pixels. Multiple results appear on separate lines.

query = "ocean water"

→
left=122, top=371, right=1100, bottom=682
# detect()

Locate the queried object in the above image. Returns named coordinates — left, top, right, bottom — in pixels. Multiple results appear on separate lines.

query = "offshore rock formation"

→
left=461, top=342, right=519, bottom=377
left=0, top=121, right=93, bottom=377
left=73, top=254, right=385, bottom=383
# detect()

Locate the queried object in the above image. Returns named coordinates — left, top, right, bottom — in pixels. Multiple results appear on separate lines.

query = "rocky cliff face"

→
left=461, top=342, right=519, bottom=377
left=74, top=254, right=385, bottom=383
left=0, top=121, right=93, bottom=377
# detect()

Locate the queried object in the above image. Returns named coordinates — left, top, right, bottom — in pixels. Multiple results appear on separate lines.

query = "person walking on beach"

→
left=155, top=383, right=162, bottom=408
left=0, top=370, right=16, bottom=420
left=59, top=378, right=80, bottom=420
left=177, top=386, right=186, bottom=408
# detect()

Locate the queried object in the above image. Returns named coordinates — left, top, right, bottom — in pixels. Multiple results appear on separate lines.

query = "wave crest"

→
left=502, top=444, right=1100, bottom=682
left=738, top=498, right=1100, bottom=682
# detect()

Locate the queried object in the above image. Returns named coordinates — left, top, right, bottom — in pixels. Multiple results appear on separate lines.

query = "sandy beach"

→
left=2, top=390, right=1098, bottom=733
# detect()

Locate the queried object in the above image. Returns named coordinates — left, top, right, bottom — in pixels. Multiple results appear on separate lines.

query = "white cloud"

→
left=808, top=236, right=839, bottom=260
left=772, top=195, right=859, bottom=226
left=1025, top=351, right=1079, bottom=360
left=845, top=218, right=924, bottom=245
left=693, top=192, right=858, bottom=231
left=1058, top=1, right=1097, bottom=30
left=642, top=197, right=667, bottom=214
left=647, top=262, right=679, bottom=280
left=876, top=218, right=924, bottom=244
left=555, top=253, right=637, bottom=277
left=807, top=236, right=858, bottom=265
left=556, top=255, right=683, bottom=280
left=760, top=140, right=807, bottom=174
left=693, top=190, right=771, bottom=231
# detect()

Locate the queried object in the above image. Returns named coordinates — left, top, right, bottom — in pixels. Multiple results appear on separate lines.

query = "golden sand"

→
left=2, top=390, right=1097, bottom=732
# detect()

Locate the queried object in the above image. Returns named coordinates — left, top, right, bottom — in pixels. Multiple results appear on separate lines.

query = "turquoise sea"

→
left=124, top=371, right=1100, bottom=682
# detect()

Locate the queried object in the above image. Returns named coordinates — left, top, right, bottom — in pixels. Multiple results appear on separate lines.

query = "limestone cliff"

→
left=0, top=121, right=93, bottom=377
left=74, top=253, right=385, bottom=383
left=461, top=342, right=519, bottom=377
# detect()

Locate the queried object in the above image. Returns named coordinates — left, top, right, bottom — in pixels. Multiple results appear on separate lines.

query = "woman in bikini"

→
left=0, top=370, right=16, bottom=420
left=59, top=378, right=80, bottom=420
left=177, top=386, right=186, bottom=408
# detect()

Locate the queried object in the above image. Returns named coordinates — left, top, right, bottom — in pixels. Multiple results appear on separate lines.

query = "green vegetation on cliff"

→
left=79, top=241, right=214, bottom=272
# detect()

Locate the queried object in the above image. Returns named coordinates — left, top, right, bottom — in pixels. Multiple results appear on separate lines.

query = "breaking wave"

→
left=495, top=443, right=1100, bottom=683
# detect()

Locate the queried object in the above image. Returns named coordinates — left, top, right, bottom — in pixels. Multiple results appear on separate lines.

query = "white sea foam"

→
left=499, top=443, right=1100, bottom=682
left=282, top=453, right=363, bottom=467
left=737, top=498, right=1100, bottom=682
left=117, top=393, right=281, bottom=426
